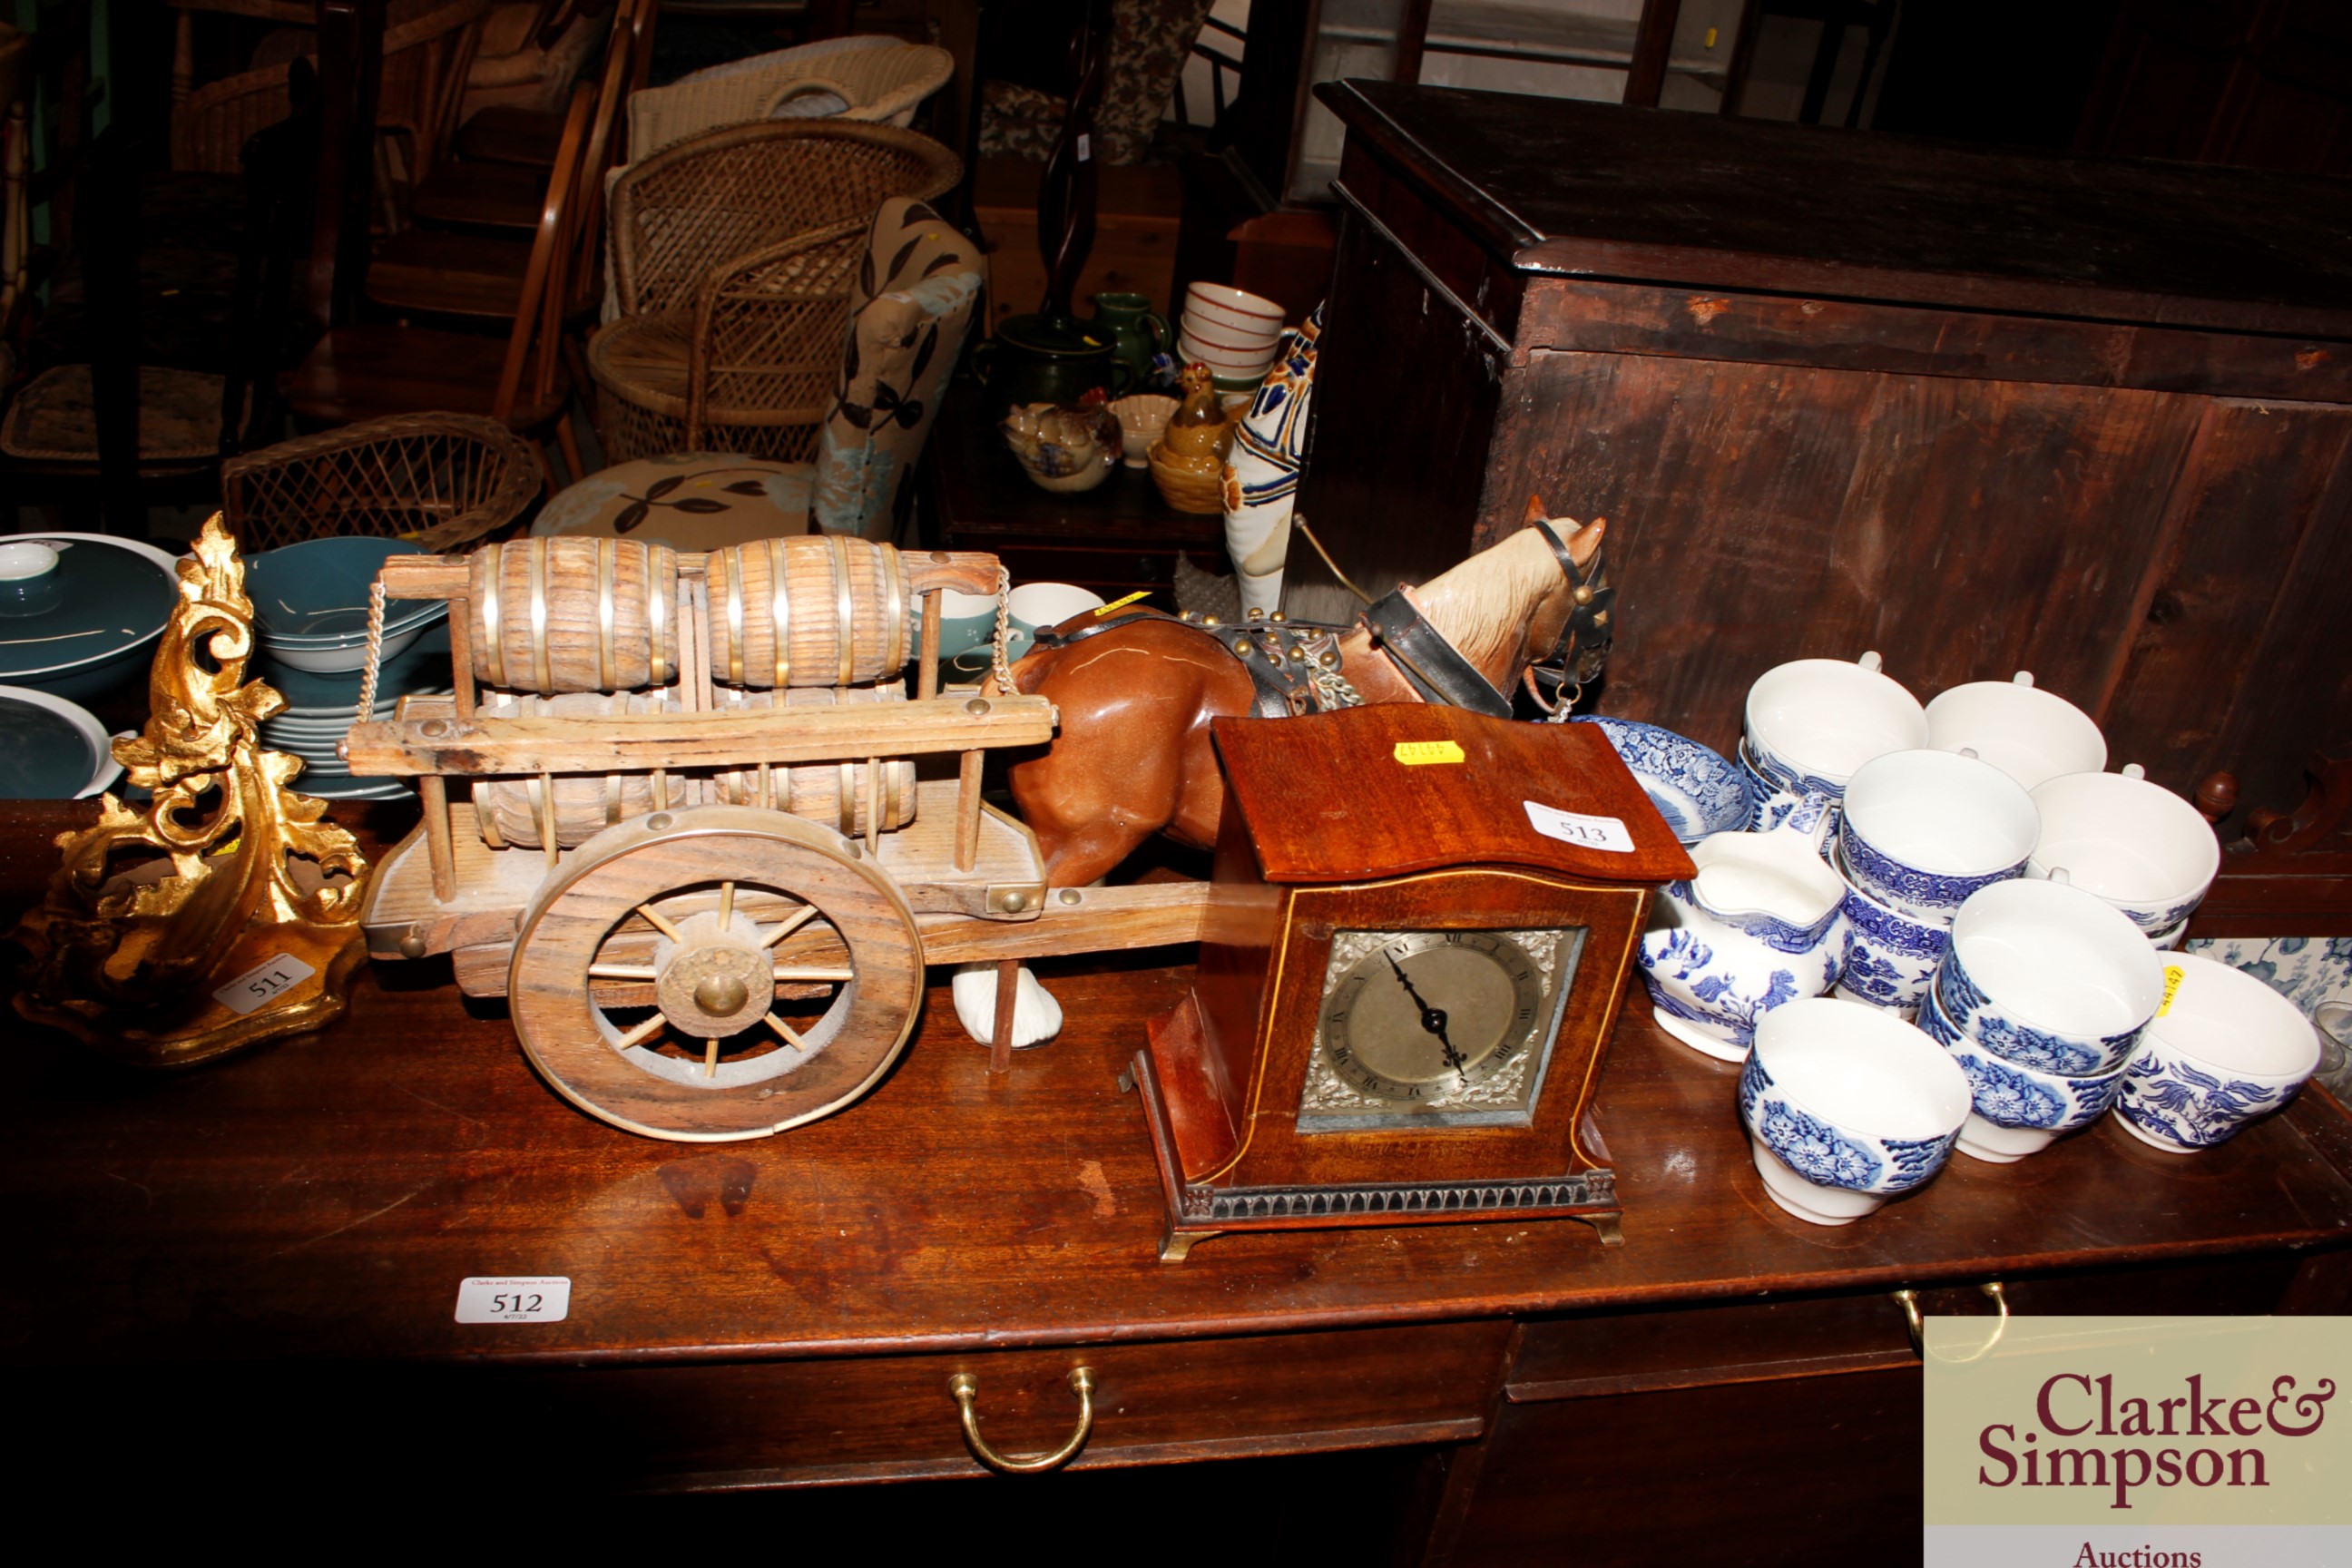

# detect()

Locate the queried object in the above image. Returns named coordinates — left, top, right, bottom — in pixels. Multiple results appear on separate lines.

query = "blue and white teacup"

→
left=1921, top=985, right=2132, bottom=1162
left=1742, top=652, right=1927, bottom=801
left=2112, top=955, right=2322, bottom=1152
left=1836, top=749, right=2037, bottom=920
left=1933, top=879, right=2162, bottom=1079
left=1574, top=717, right=1748, bottom=846
left=1828, top=840, right=1952, bottom=1019
left=1739, top=997, right=1971, bottom=1225
left=1739, top=739, right=1839, bottom=839
left=2027, top=767, right=2220, bottom=936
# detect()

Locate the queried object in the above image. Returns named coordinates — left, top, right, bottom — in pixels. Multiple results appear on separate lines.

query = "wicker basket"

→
left=221, top=412, right=544, bottom=552
left=627, top=35, right=954, bottom=162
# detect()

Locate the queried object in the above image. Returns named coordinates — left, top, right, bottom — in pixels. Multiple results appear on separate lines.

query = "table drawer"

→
left=536, top=1318, right=1511, bottom=1489
left=1509, top=1252, right=2312, bottom=1403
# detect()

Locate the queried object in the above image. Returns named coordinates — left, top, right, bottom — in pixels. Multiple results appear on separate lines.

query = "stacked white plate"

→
left=253, top=622, right=451, bottom=802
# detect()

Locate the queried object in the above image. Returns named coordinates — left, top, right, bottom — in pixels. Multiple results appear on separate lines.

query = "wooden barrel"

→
left=468, top=538, right=680, bottom=695
left=709, top=687, right=917, bottom=836
left=704, top=534, right=911, bottom=690
left=473, top=692, right=689, bottom=848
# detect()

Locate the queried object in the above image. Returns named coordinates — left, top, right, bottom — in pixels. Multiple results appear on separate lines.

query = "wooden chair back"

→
left=564, top=0, right=642, bottom=312
left=492, top=79, right=595, bottom=424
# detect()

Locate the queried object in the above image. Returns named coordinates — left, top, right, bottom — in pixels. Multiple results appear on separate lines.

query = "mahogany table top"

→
left=2, top=801, right=2346, bottom=1370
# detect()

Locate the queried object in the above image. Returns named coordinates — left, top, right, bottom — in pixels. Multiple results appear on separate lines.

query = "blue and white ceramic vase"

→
left=1638, top=828, right=1847, bottom=1063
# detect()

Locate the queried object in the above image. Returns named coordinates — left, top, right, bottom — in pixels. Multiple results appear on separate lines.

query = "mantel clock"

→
left=1132, top=704, right=1693, bottom=1260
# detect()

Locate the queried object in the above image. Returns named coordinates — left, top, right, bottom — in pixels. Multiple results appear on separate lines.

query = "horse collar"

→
left=1361, top=589, right=1514, bottom=718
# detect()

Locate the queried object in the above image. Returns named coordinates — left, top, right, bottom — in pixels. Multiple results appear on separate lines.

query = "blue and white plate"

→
left=1573, top=717, right=1748, bottom=846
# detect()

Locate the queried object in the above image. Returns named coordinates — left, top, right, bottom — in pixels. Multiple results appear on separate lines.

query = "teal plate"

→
left=0, top=536, right=176, bottom=681
left=0, top=694, right=96, bottom=797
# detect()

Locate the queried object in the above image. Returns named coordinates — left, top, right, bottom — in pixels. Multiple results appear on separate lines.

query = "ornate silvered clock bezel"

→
left=1299, top=924, right=1588, bottom=1132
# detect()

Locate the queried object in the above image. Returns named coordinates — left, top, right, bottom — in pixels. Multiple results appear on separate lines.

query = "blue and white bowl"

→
left=2112, top=954, right=2321, bottom=1152
left=1828, top=839, right=1952, bottom=1019
left=2027, top=768, right=2220, bottom=936
left=1922, top=985, right=2131, bottom=1162
left=1836, top=749, right=2037, bottom=920
left=1739, top=997, right=1971, bottom=1225
left=1573, top=717, right=1748, bottom=846
left=1932, top=878, right=2163, bottom=1079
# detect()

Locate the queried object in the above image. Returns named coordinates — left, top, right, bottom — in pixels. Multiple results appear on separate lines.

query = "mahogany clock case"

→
left=1140, top=707, right=1693, bottom=1237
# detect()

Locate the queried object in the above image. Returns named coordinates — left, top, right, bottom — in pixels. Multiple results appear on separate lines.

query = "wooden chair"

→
left=544, top=196, right=985, bottom=543
left=279, top=81, right=594, bottom=487
left=365, top=0, right=631, bottom=320
left=583, top=120, right=961, bottom=462
left=407, top=0, right=651, bottom=233
left=451, top=0, right=627, bottom=168
left=222, top=411, right=543, bottom=550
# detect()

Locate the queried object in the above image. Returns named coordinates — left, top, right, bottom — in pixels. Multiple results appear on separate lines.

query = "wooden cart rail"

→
left=374, top=547, right=1008, bottom=602
left=344, top=692, right=1055, bottom=776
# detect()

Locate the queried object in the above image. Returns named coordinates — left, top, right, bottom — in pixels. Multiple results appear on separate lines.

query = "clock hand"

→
left=1386, top=951, right=1471, bottom=1084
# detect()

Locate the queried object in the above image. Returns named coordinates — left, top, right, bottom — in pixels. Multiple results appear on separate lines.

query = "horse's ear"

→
left=1522, top=495, right=1548, bottom=524
left=1567, top=516, right=1607, bottom=567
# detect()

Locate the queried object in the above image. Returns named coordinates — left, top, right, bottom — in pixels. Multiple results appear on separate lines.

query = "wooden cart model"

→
left=347, top=537, right=1205, bottom=1141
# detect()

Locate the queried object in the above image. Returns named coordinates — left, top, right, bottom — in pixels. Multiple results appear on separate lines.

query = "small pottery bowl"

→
left=2028, top=768, right=2220, bottom=934
left=1739, top=997, right=1970, bottom=1225
left=1921, top=985, right=2131, bottom=1162
left=1925, top=671, right=2107, bottom=790
left=1934, top=878, right=2163, bottom=1078
left=2112, top=954, right=2321, bottom=1152
left=1828, top=838, right=1953, bottom=1018
left=1178, top=334, right=1277, bottom=382
left=1639, top=828, right=1846, bottom=1061
left=1836, top=748, right=2037, bottom=919
left=1573, top=717, right=1748, bottom=846
left=1183, top=282, right=1285, bottom=337
left=2148, top=916, right=2189, bottom=951
left=1744, top=652, right=1927, bottom=795
left=1739, top=739, right=1838, bottom=839
left=248, top=537, right=432, bottom=640
left=0, top=541, right=64, bottom=618
left=1107, top=394, right=1178, bottom=468
left=1176, top=315, right=1279, bottom=356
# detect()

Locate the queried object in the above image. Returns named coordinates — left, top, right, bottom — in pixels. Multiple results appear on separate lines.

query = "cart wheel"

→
left=508, top=805, right=924, bottom=1141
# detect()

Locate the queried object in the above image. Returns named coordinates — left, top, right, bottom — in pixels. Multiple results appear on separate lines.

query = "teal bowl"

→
left=247, top=537, right=435, bottom=641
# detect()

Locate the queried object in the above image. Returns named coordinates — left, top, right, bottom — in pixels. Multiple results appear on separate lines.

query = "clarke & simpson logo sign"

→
left=1924, top=1318, right=2347, bottom=1568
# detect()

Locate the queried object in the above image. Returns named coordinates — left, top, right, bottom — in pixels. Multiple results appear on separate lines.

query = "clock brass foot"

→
left=1160, top=1227, right=1220, bottom=1263
left=1578, top=1211, right=1624, bottom=1246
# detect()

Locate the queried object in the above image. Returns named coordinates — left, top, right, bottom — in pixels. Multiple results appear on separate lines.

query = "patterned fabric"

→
left=532, top=454, right=815, bottom=547
left=976, top=0, right=1215, bottom=165
left=2183, top=936, right=2352, bottom=1016
left=811, top=198, right=985, bottom=539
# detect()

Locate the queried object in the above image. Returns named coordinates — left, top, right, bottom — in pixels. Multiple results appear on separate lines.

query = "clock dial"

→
left=1318, top=931, right=1549, bottom=1102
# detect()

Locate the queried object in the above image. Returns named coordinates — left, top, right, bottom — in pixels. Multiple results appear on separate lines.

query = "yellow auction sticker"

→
left=1093, top=591, right=1151, bottom=616
left=2158, top=963, right=2184, bottom=1017
left=1394, top=740, right=1465, bottom=766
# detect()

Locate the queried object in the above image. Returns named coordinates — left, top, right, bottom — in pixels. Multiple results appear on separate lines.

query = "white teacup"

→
left=2112, top=955, right=2322, bottom=1152
left=1924, top=671, right=2107, bottom=790
left=1743, top=652, right=1927, bottom=796
left=1004, top=582, right=1109, bottom=662
left=918, top=588, right=1002, bottom=666
left=1935, top=877, right=2164, bottom=1079
left=2028, top=767, right=2220, bottom=933
left=1740, top=998, right=1970, bottom=1225
left=1837, top=748, right=2037, bottom=919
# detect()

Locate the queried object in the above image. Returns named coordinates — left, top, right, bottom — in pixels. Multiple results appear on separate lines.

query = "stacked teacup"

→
left=1179, top=283, right=1285, bottom=394
left=1740, top=652, right=1927, bottom=838
left=1920, top=879, right=2164, bottom=1163
left=1828, top=748, right=2041, bottom=1020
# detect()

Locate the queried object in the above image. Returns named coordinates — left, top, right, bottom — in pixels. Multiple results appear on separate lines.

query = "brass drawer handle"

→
left=948, top=1367, right=1096, bottom=1475
left=1893, top=1280, right=2009, bottom=1362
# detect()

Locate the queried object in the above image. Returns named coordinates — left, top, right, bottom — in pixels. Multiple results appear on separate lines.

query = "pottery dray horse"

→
left=1008, top=508, right=1616, bottom=887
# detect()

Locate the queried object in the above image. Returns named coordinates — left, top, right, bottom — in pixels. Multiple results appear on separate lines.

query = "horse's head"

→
left=1514, top=501, right=1615, bottom=714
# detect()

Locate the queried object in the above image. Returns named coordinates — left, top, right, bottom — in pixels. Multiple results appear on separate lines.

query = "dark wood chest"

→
left=1290, top=82, right=2352, bottom=822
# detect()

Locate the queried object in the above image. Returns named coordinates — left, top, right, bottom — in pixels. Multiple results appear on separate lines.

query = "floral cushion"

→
left=810, top=198, right=985, bottom=539
left=532, top=454, right=815, bottom=547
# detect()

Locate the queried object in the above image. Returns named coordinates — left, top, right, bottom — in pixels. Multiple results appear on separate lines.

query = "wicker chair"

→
left=587, top=120, right=959, bottom=463
left=626, top=34, right=955, bottom=162
left=222, top=413, right=544, bottom=552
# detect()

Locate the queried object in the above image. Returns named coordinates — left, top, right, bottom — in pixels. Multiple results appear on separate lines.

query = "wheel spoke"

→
left=757, top=904, right=820, bottom=949
left=703, top=1038, right=720, bottom=1078
left=773, top=966, right=856, bottom=983
left=720, top=880, right=735, bottom=925
left=588, top=964, right=661, bottom=981
left=635, top=902, right=686, bottom=943
left=614, top=1014, right=667, bottom=1049
left=765, top=1014, right=808, bottom=1052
